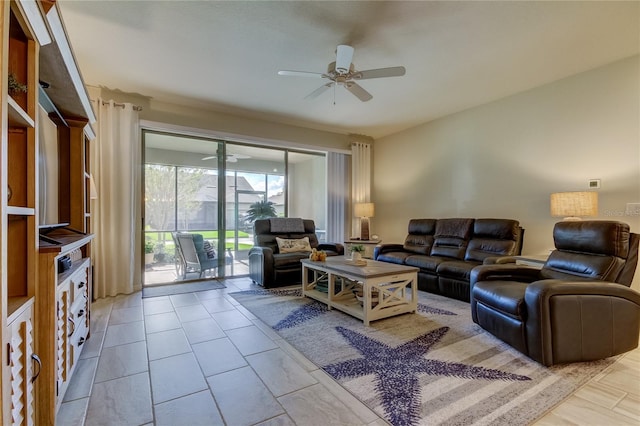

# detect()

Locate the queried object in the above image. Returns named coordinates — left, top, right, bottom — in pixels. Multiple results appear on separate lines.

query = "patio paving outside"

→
left=144, top=253, right=250, bottom=286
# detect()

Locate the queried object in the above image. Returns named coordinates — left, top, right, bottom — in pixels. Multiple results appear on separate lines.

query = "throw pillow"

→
left=276, top=236, right=312, bottom=253
left=203, top=240, right=216, bottom=259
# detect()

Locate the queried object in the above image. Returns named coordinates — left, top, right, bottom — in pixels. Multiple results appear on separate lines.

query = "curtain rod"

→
left=90, top=98, right=143, bottom=111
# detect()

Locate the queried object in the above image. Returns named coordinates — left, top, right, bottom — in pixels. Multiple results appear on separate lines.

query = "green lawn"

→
left=144, top=230, right=253, bottom=251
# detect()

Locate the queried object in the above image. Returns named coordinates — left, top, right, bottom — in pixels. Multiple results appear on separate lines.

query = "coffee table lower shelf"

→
left=301, top=257, right=418, bottom=326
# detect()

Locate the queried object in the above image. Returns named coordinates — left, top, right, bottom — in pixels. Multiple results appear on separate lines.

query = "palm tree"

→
left=244, top=200, right=277, bottom=223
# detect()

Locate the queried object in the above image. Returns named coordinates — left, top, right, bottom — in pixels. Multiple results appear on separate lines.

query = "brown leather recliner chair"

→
left=470, top=220, right=640, bottom=366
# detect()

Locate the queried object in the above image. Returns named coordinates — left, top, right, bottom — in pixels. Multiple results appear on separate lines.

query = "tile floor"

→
left=57, top=277, right=640, bottom=426
left=57, top=277, right=387, bottom=426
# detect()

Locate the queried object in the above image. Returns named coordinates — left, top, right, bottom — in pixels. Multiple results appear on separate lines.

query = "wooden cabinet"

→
left=56, top=257, right=90, bottom=407
left=2, top=1, right=95, bottom=424
left=38, top=233, right=93, bottom=424
left=6, top=300, right=37, bottom=426
left=1, top=1, right=49, bottom=424
left=50, top=252, right=91, bottom=410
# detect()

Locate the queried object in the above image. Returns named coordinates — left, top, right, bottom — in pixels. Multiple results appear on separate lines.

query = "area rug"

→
left=142, top=279, right=226, bottom=298
left=229, top=287, right=617, bottom=426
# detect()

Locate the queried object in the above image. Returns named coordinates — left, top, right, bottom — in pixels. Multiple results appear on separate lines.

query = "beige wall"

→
left=87, top=86, right=352, bottom=152
left=373, top=55, right=640, bottom=287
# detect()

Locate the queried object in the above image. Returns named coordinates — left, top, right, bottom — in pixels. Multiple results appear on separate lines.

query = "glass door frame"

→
left=142, top=128, right=328, bottom=285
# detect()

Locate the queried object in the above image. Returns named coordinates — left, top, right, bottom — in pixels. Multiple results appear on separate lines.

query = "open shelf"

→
left=7, top=206, right=35, bottom=216
left=7, top=127, right=34, bottom=210
left=7, top=296, right=32, bottom=320
left=7, top=215, right=33, bottom=311
left=8, top=95, right=34, bottom=127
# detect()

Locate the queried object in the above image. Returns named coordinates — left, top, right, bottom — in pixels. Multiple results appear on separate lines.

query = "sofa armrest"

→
left=524, top=280, right=640, bottom=365
left=373, top=243, right=404, bottom=259
left=470, top=264, right=542, bottom=285
left=483, top=256, right=517, bottom=265
left=248, top=246, right=275, bottom=287
left=318, top=242, right=344, bottom=255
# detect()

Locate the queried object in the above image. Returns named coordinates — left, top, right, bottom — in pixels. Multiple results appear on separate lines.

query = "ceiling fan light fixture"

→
left=335, top=45, right=354, bottom=74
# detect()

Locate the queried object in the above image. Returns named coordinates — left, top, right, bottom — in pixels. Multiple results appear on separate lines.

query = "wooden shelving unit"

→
left=1, top=1, right=42, bottom=424
left=1, top=1, right=95, bottom=424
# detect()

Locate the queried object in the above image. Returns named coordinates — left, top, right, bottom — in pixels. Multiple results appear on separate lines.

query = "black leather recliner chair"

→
left=248, top=218, right=344, bottom=288
left=470, top=220, right=640, bottom=366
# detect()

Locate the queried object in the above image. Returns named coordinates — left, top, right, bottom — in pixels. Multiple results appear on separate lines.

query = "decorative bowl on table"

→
left=352, top=288, right=379, bottom=307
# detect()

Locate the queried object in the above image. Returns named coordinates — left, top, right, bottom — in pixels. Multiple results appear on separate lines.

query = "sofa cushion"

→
left=403, top=219, right=437, bottom=254
left=404, top=255, right=448, bottom=273
left=541, top=221, right=630, bottom=282
left=431, top=218, right=474, bottom=259
left=437, top=260, right=481, bottom=280
left=553, top=220, right=630, bottom=258
left=465, top=219, right=520, bottom=262
left=272, top=252, right=310, bottom=268
left=472, top=281, right=529, bottom=320
left=254, top=219, right=320, bottom=252
left=541, top=251, right=625, bottom=282
left=376, top=252, right=411, bottom=265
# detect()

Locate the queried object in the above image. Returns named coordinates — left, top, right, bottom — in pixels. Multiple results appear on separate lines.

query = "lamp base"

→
left=360, top=217, right=370, bottom=241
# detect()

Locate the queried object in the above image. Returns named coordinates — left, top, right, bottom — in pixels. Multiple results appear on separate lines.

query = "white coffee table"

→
left=301, top=256, right=419, bottom=325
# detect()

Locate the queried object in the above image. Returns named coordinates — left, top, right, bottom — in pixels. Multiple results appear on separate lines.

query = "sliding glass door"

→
left=142, top=131, right=326, bottom=286
left=143, top=132, right=223, bottom=285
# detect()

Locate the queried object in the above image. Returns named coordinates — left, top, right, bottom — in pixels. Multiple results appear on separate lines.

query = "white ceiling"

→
left=58, top=1, right=639, bottom=139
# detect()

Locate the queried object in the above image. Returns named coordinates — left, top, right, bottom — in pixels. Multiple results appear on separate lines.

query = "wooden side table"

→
left=344, top=240, right=382, bottom=259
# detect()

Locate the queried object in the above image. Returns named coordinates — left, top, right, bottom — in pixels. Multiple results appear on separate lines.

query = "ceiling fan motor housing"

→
left=277, top=44, right=405, bottom=102
left=328, top=62, right=355, bottom=78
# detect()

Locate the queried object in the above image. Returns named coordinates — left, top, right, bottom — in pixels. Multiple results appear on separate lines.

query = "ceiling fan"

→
left=201, top=153, right=250, bottom=163
left=278, top=45, right=406, bottom=102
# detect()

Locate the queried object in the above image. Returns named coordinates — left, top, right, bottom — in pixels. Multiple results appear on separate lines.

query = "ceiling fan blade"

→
left=305, top=82, right=333, bottom=99
left=231, top=154, right=250, bottom=160
left=278, top=70, right=325, bottom=78
left=354, top=66, right=406, bottom=80
left=335, top=45, right=354, bottom=75
left=344, top=82, right=372, bottom=102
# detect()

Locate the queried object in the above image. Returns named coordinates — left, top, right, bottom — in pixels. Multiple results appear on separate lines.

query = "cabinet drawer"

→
left=69, top=267, right=89, bottom=301
left=68, top=305, right=88, bottom=338
left=69, top=321, right=88, bottom=367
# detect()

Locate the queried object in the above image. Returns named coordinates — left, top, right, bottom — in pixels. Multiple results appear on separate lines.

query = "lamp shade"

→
left=550, top=191, right=598, bottom=219
left=354, top=202, right=374, bottom=218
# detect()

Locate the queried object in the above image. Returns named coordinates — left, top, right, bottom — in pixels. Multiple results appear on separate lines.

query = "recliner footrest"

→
left=472, top=281, right=528, bottom=320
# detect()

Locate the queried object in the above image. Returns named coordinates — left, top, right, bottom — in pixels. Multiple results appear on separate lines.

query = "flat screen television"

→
left=37, top=102, right=68, bottom=233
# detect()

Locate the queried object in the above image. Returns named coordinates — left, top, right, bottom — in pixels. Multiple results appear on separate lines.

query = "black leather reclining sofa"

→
left=374, top=218, right=523, bottom=302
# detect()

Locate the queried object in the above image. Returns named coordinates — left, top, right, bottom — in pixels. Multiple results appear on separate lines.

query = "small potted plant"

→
left=144, top=240, right=155, bottom=265
left=8, top=73, right=27, bottom=96
left=350, top=244, right=365, bottom=261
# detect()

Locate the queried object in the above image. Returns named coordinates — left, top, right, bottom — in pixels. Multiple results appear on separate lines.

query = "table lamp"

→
left=550, top=191, right=598, bottom=221
left=354, top=202, right=374, bottom=240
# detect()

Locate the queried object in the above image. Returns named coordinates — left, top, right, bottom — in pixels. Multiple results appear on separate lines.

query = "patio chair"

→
left=172, top=232, right=233, bottom=279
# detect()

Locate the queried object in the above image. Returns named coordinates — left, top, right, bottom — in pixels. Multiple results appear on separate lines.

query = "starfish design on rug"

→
left=417, top=302, right=456, bottom=316
left=232, top=287, right=302, bottom=297
left=273, top=300, right=328, bottom=330
left=323, top=326, right=531, bottom=426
